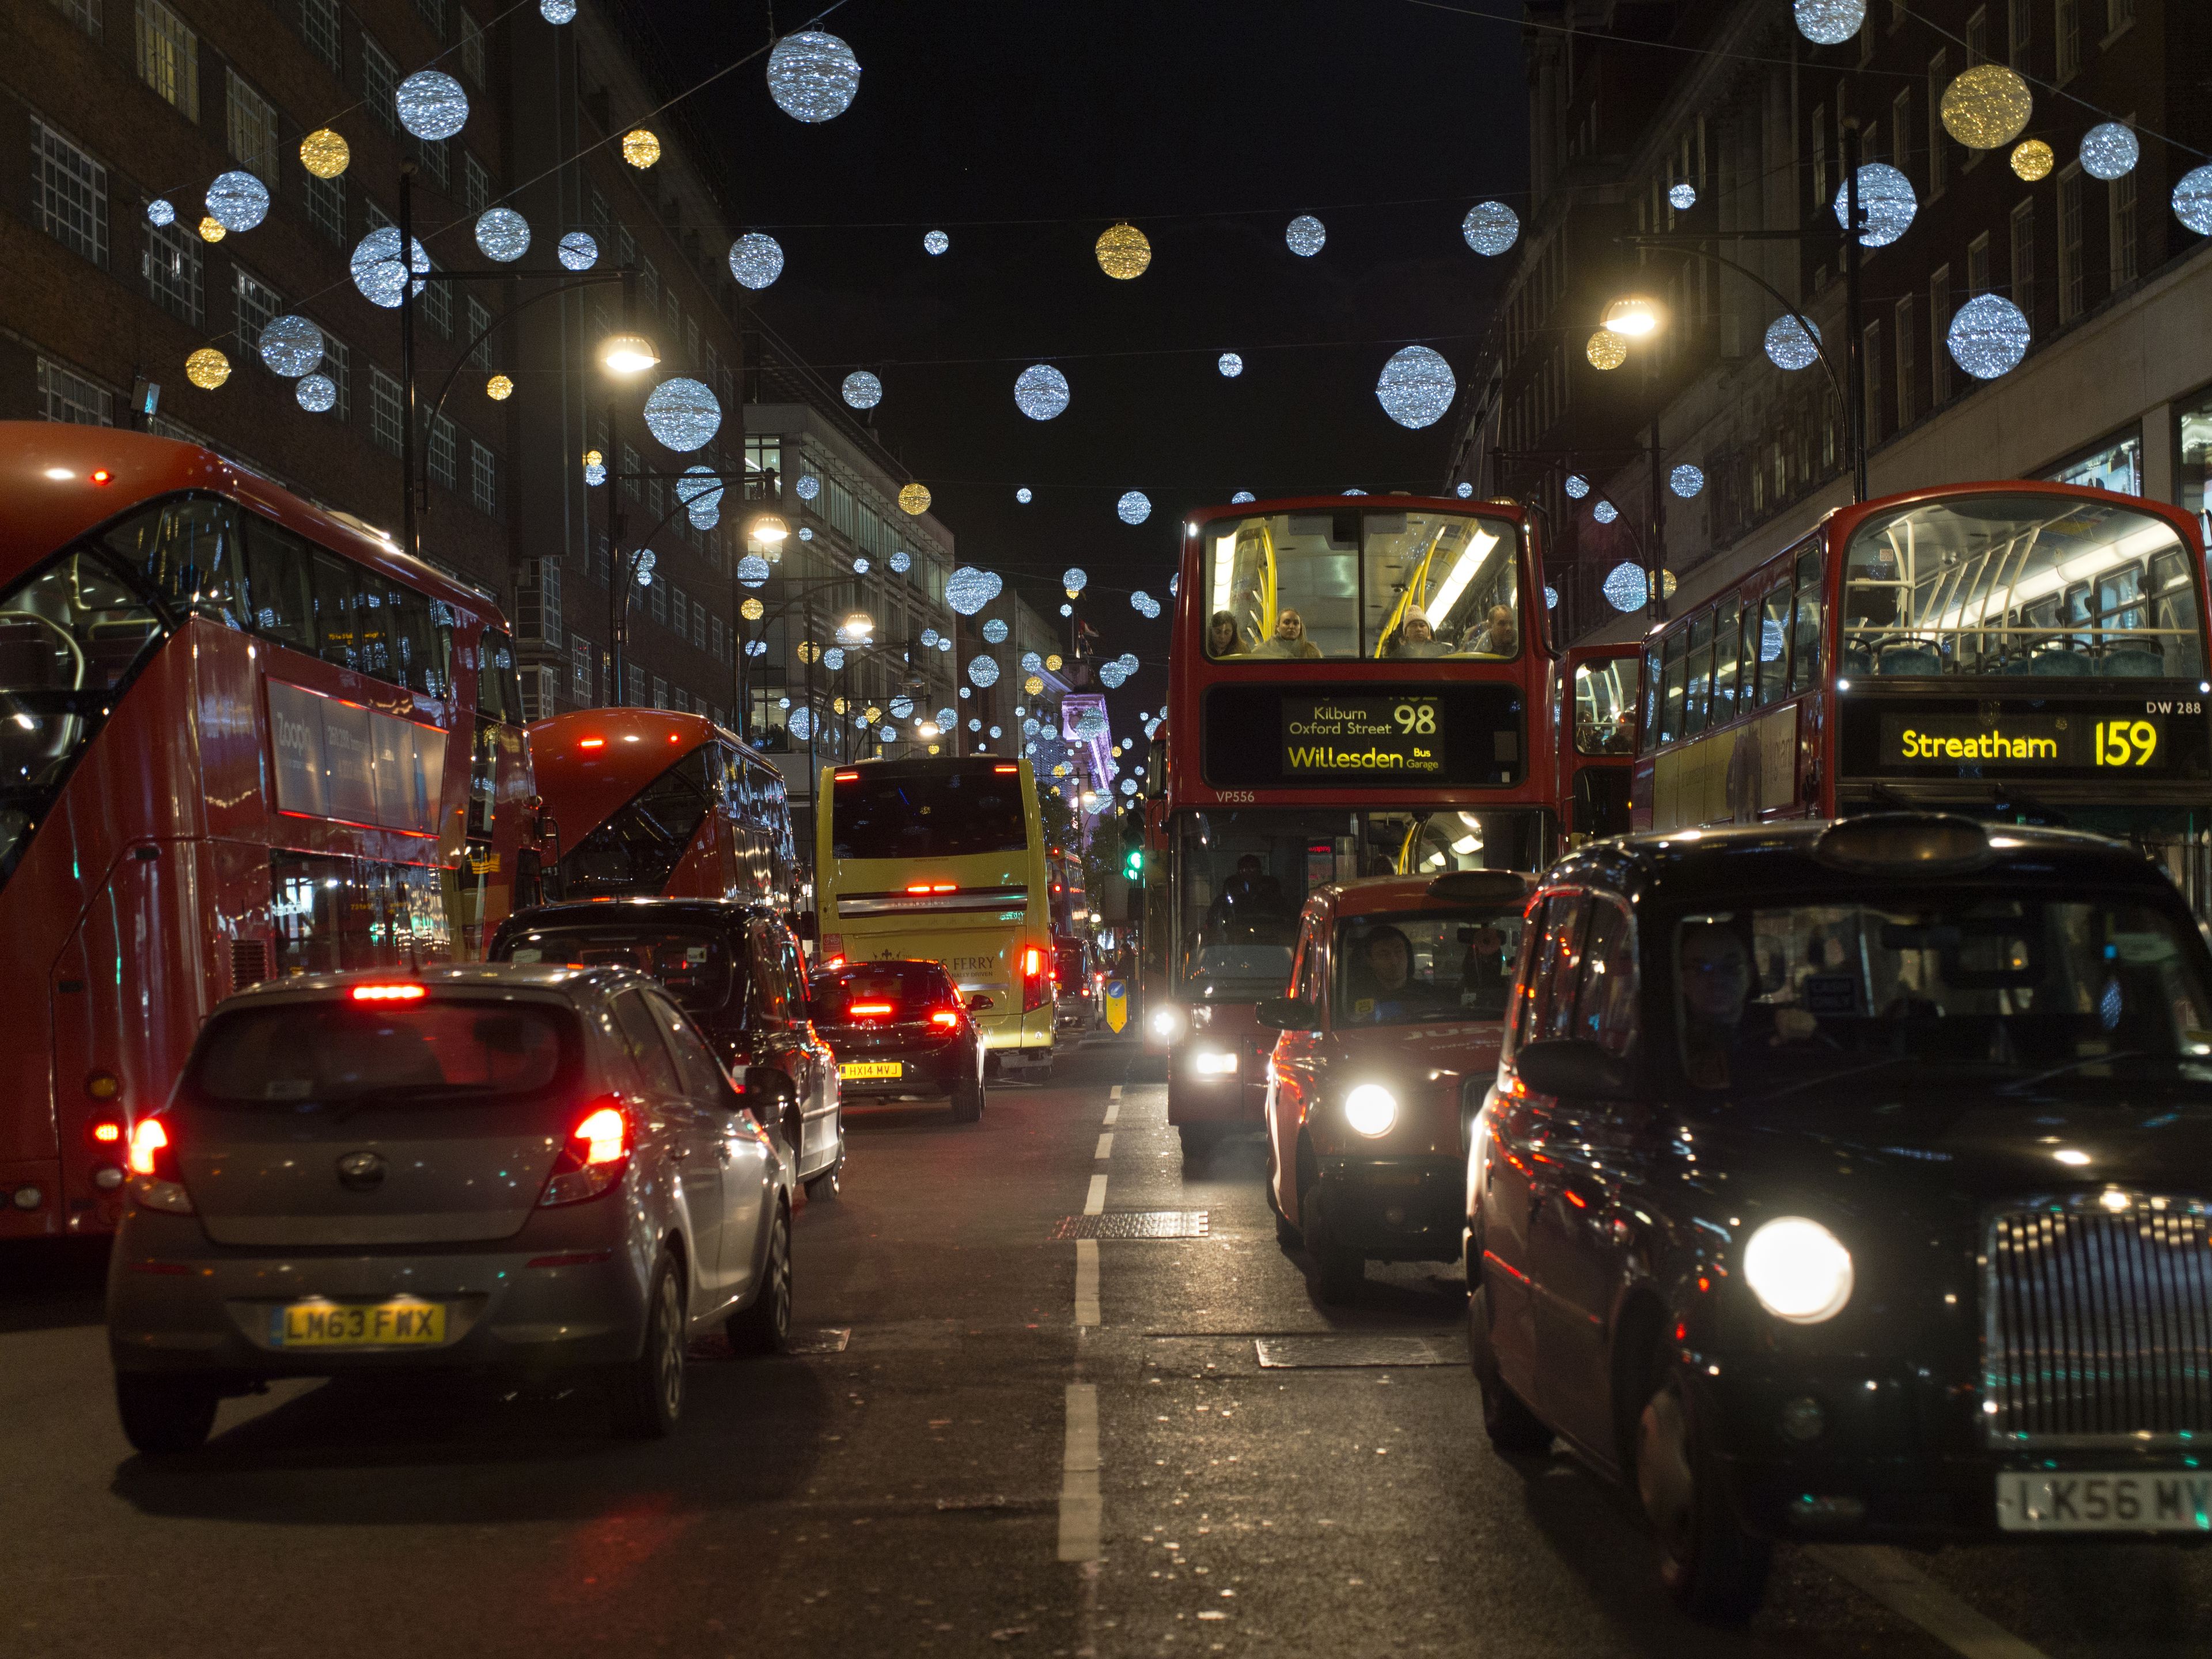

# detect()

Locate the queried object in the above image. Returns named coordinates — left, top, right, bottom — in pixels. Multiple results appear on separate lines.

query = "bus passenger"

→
left=1207, top=611, right=1245, bottom=656
left=1251, top=609, right=1322, bottom=659
left=1390, top=608, right=1450, bottom=658
left=1462, top=604, right=1518, bottom=657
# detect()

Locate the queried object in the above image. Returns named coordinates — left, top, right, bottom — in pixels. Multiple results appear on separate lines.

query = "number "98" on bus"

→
left=2095, top=720, right=2159, bottom=766
left=1393, top=703, right=1436, bottom=735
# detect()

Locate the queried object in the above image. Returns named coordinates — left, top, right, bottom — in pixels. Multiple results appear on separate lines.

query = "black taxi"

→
left=1467, top=815, right=2212, bottom=1622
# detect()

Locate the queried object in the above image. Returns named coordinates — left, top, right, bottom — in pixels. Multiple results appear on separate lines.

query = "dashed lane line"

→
left=1074, top=1238, right=1099, bottom=1328
left=1806, top=1546, right=2051, bottom=1659
left=1056, top=1382, right=1101, bottom=1562
left=1095, top=1132, right=1114, bottom=1160
left=1084, top=1173, right=1108, bottom=1215
left=1102, top=1101, right=1118, bottom=1126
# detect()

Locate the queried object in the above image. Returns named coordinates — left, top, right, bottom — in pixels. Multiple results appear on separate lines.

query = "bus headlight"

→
left=1191, top=1050, right=1237, bottom=1077
left=1743, top=1217, right=1854, bottom=1324
left=1343, top=1084, right=1398, bottom=1138
left=1149, top=1005, right=1185, bottom=1041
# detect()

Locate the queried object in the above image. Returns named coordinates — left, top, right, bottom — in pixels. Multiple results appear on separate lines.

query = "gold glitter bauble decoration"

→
left=832, top=696, right=849, bottom=714
left=1586, top=329, right=1628, bottom=370
left=2011, top=139, right=2055, bottom=181
left=1095, top=222, right=1152, bottom=281
left=198, top=215, right=226, bottom=243
left=622, top=128, right=661, bottom=169
left=1025, top=675, right=1044, bottom=696
left=898, top=482, right=932, bottom=515
left=486, top=374, right=514, bottom=401
left=1940, top=65, right=2032, bottom=150
left=300, top=128, right=351, bottom=179
left=741, top=598, right=765, bottom=622
left=863, top=705, right=881, bottom=723
left=796, top=641, right=821, bottom=664
left=1045, top=653, right=1063, bottom=671
left=185, top=347, right=230, bottom=390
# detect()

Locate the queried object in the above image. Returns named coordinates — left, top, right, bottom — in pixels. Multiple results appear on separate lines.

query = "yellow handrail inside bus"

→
left=1373, top=524, right=1452, bottom=657
left=1257, top=521, right=1278, bottom=636
left=1395, top=816, right=1423, bottom=874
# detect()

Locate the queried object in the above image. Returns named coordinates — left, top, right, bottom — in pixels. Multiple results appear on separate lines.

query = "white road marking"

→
left=1102, top=1101, right=1118, bottom=1126
left=1084, top=1173, right=1107, bottom=1215
left=1074, top=1238, right=1099, bottom=1327
left=1108, top=1084, right=1122, bottom=1104
left=1057, top=1382, right=1101, bottom=1561
left=1807, top=1546, right=2051, bottom=1659
left=1094, top=1132, right=1113, bottom=1160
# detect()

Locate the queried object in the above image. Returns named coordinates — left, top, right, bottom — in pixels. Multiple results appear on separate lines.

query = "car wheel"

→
left=974, top=1047, right=987, bottom=1115
left=1637, top=1343, right=1771, bottom=1623
left=1300, top=1180, right=1364, bottom=1305
left=1177, top=1123, right=1219, bottom=1162
left=114, top=1372, right=219, bottom=1455
left=949, top=1060, right=983, bottom=1123
left=728, top=1203, right=794, bottom=1355
left=804, top=1157, right=840, bottom=1200
left=1466, top=1283, right=1552, bottom=1453
left=609, top=1253, right=685, bottom=1439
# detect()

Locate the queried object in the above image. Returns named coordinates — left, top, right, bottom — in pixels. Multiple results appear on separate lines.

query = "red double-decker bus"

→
left=532, top=708, right=801, bottom=914
left=0, top=423, right=536, bottom=1237
left=1142, top=494, right=1561, bottom=1157
left=1631, top=480, right=2212, bottom=908
left=1556, top=641, right=1640, bottom=846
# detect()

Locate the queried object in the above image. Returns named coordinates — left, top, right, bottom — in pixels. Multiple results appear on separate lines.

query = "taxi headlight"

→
left=1191, top=1050, right=1237, bottom=1076
left=1148, top=1005, right=1185, bottom=1040
left=1343, top=1084, right=1397, bottom=1138
left=1742, top=1217, right=1854, bottom=1324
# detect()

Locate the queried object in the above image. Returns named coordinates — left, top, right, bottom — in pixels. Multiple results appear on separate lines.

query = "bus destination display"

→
left=1877, top=712, right=2168, bottom=770
left=1282, top=696, right=1446, bottom=778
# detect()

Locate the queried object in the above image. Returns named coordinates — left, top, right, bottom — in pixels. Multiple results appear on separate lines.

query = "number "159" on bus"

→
left=2096, top=720, right=2160, bottom=766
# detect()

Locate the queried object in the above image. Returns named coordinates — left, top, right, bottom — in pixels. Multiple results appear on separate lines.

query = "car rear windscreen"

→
left=832, top=767, right=1028, bottom=861
left=811, top=963, right=951, bottom=1020
left=191, top=1001, right=576, bottom=1104
left=499, top=924, right=736, bottom=1010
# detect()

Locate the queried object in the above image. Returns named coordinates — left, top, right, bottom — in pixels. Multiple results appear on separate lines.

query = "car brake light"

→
left=351, top=983, right=427, bottom=1002
left=1024, top=949, right=1043, bottom=977
left=994, top=764, right=1018, bottom=774
left=89, top=469, right=113, bottom=486
left=930, top=1009, right=960, bottom=1028
left=125, top=1116, right=192, bottom=1212
left=579, top=737, right=605, bottom=749
left=127, top=1118, right=168, bottom=1176
left=540, top=1097, right=630, bottom=1206
left=90, top=1120, right=123, bottom=1145
left=573, top=1105, right=627, bottom=1165
left=835, top=771, right=859, bottom=783
left=849, top=1001, right=895, bottom=1018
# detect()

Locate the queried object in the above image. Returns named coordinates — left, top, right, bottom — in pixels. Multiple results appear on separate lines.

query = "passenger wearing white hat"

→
left=1390, top=607, right=1450, bottom=658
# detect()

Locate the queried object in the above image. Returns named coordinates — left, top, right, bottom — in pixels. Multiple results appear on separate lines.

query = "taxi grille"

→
left=1982, top=1195, right=2212, bottom=1447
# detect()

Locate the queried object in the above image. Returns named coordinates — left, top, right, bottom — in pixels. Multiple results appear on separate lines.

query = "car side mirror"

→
left=1255, top=997, right=1320, bottom=1032
left=1512, top=1038, right=1637, bottom=1100
left=965, top=991, right=995, bottom=1012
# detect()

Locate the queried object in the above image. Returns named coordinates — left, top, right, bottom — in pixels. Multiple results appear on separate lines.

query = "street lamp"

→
left=600, top=321, right=661, bottom=707
left=747, top=510, right=790, bottom=548
left=1602, top=295, right=1662, bottom=338
left=598, top=331, right=661, bottom=376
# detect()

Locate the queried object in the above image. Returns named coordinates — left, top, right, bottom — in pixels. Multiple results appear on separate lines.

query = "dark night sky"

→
left=643, top=0, right=1528, bottom=722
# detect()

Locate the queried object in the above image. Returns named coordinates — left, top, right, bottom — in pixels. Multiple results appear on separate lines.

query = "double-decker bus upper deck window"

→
left=558, top=745, right=719, bottom=895
left=831, top=764, right=1028, bottom=861
left=309, top=548, right=361, bottom=672
left=1573, top=658, right=1640, bottom=756
left=240, top=516, right=316, bottom=651
left=477, top=628, right=522, bottom=722
left=1791, top=544, right=1825, bottom=696
left=1758, top=575, right=1793, bottom=706
left=1839, top=494, right=2203, bottom=680
left=1711, top=597, right=1742, bottom=726
left=1684, top=612, right=1714, bottom=737
left=1658, top=629, right=1687, bottom=745
left=1638, top=643, right=1661, bottom=755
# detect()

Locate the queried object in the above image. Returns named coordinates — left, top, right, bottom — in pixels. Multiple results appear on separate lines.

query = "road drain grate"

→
left=1254, top=1334, right=1463, bottom=1369
left=1051, top=1210, right=1210, bottom=1240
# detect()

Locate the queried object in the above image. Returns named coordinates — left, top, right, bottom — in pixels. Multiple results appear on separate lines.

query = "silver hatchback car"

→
left=107, top=964, right=795, bottom=1452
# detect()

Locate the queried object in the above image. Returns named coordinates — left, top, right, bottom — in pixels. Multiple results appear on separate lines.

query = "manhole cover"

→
left=1255, top=1335, right=1461, bottom=1369
left=1051, top=1210, right=1211, bottom=1240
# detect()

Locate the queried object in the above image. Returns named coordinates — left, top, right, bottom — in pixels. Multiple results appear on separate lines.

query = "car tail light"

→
left=849, top=1001, right=895, bottom=1019
left=578, top=737, right=605, bottom=749
left=835, top=770, right=859, bottom=783
left=351, top=983, right=427, bottom=1003
left=994, top=763, right=1018, bottom=774
left=929, top=1008, right=961, bottom=1028
left=126, top=1118, right=193, bottom=1214
left=88, top=1118, right=124, bottom=1148
left=539, top=1097, right=631, bottom=1206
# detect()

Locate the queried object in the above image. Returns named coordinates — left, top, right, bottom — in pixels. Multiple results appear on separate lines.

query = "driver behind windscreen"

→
left=1678, top=920, right=1820, bottom=1088
left=1459, top=921, right=1513, bottom=1017
left=1346, top=923, right=1455, bottom=1023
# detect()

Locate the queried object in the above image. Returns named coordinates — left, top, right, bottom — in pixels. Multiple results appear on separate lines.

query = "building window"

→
left=226, top=71, right=279, bottom=184
left=2178, top=387, right=2212, bottom=548
left=362, top=34, right=398, bottom=133
left=711, top=615, right=725, bottom=661
left=652, top=675, right=666, bottom=711
left=463, top=151, right=489, bottom=213
left=317, top=332, right=350, bottom=421
left=369, top=367, right=404, bottom=454
left=1966, top=6, right=1988, bottom=60
left=1929, top=266, right=1952, bottom=404
left=1892, top=90, right=1913, bottom=186
left=2109, top=169, right=2137, bottom=289
left=1967, top=232, right=1991, bottom=296
left=2009, top=199, right=2037, bottom=326
left=412, top=136, right=448, bottom=192
left=2055, top=0, right=2079, bottom=79
left=1810, top=105, right=1827, bottom=210
left=2045, top=429, right=2141, bottom=495
left=1863, top=320, right=1884, bottom=446
left=692, top=605, right=705, bottom=650
left=571, top=633, right=592, bottom=704
left=459, top=8, right=484, bottom=82
left=299, top=0, right=340, bottom=72
left=422, top=263, right=452, bottom=338
left=2009, top=0, right=2031, bottom=67
left=2058, top=164, right=2085, bottom=321
left=302, top=168, right=344, bottom=243
left=627, top=664, right=645, bottom=706
left=670, top=588, right=687, bottom=639
left=50, top=0, right=100, bottom=36
left=37, top=357, right=112, bottom=425
left=1895, top=296, right=1916, bottom=430
left=429, top=415, right=457, bottom=490
left=649, top=574, right=666, bottom=627
left=33, top=119, right=108, bottom=268
left=135, top=0, right=198, bottom=119
left=469, top=440, right=497, bottom=516
left=233, top=266, right=282, bottom=357
left=141, top=217, right=202, bottom=324
left=466, top=296, right=491, bottom=368
left=413, top=0, right=444, bottom=36
left=1928, top=54, right=1952, bottom=190
left=2106, top=0, right=2133, bottom=37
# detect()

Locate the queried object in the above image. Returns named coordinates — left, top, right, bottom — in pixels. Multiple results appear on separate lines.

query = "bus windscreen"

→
left=833, top=768, right=1028, bottom=861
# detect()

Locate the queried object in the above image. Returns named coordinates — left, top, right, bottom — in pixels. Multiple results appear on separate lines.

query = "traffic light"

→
left=1122, top=844, right=1144, bottom=882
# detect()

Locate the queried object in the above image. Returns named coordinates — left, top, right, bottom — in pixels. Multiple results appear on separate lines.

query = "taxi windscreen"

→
left=810, top=963, right=953, bottom=1021
left=1335, top=906, right=1527, bottom=1025
left=1673, top=895, right=2212, bottom=1092
left=191, top=1001, right=576, bottom=1104
left=499, top=925, right=737, bottom=1010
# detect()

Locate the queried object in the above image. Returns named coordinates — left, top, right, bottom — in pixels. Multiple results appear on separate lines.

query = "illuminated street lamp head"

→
left=843, top=611, right=874, bottom=638
left=747, top=511, right=790, bottom=546
left=1603, top=295, right=1662, bottom=338
left=599, top=332, right=660, bottom=376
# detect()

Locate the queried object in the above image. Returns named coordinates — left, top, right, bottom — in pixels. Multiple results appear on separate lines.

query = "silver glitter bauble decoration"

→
left=1455, top=482, right=1474, bottom=499
left=677, top=466, right=724, bottom=514
left=983, top=619, right=1009, bottom=643
left=924, top=229, right=949, bottom=255
left=1230, top=491, right=1255, bottom=504
left=2174, top=166, right=2212, bottom=236
left=990, top=726, right=1002, bottom=739
left=1020, top=652, right=1042, bottom=674
left=2080, top=122, right=2139, bottom=181
left=258, top=315, right=324, bottom=378
left=1544, top=586, right=1559, bottom=610
left=728, top=233, right=783, bottom=290
left=1669, top=464, right=1705, bottom=499
left=946, top=567, right=1002, bottom=615
left=798, top=528, right=814, bottom=541
left=747, top=640, right=767, bottom=658
left=1062, top=567, right=1088, bottom=593
left=472, top=208, right=529, bottom=263
left=584, top=459, right=606, bottom=487
left=1833, top=162, right=1916, bottom=247
left=295, top=374, right=336, bottom=413
left=889, top=551, right=912, bottom=573
left=967, top=654, right=1000, bottom=688
left=1218, top=352, right=1244, bottom=377
left=1014, top=364, right=1070, bottom=421
left=1603, top=563, right=1649, bottom=612
left=350, top=226, right=429, bottom=308
left=1946, top=293, right=2030, bottom=380
left=1016, top=488, right=1032, bottom=503
left=1793, top=0, right=1864, bottom=46
left=1593, top=501, right=1619, bottom=525
left=395, top=70, right=468, bottom=142
left=558, top=231, right=599, bottom=271
left=767, top=31, right=861, bottom=123
left=1344, top=488, right=1366, bottom=495
left=1285, top=215, right=1326, bottom=257
left=1131, top=592, right=1160, bottom=619
left=822, top=647, right=844, bottom=671
left=146, top=198, right=175, bottom=228
left=1669, top=183, right=1697, bottom=210
left=1375, top=344, right=1457, bottom=430
left=1097, top=660, right=1130, bottom=688
left=642, top=377, right=721, bottom=451
left=787, top=707, right=813, bottom=743
left=1116, top=491, right=1152, bottom=525
left=1565, top=474, right=1589, bottom=498
left=1120, top=779, right=1138, bottom=796
left=921, top=628, right=940, bottom=647
left=1074, top=709, right=1108, bottom=740
left=842, top=371, right=882, bottom=410
left=688, top=499, right=720, bottom=531
left=796, top=475, right=820, bottom=501
left=1764, top=314, right=1821, bottom=372
left=889, top=696, right=914, bottom=719
left=206, top=171, right=270, bottom=233
left=1461, top=200, right=1519, bottom=256
left=541, top=0, right=576, bottom=20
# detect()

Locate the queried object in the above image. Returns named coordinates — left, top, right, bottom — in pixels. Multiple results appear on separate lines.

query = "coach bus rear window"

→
left=1840, top=494, right=2203, bottom=680
left=832, top=767, right=1029, bottom=861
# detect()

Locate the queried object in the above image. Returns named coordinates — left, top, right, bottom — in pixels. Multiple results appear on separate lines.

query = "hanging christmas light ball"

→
left=257, top=315, right=324, bottom=378
left=677, top=465, right=723, bottom=514
left=1375, top=345, right=1457, bottom=429
left=146, top=198, right=175, bottom=227
left=787, top=707, right=813, bottom=742
left=474, top=207, right=530, bottom=262
left=1603, top=563, right=1650, bottom=612
left=967, top=655, right=1001, bottom=688
left=823, top=647, right=845, bottom=671
left=185, top=347, right=231, bottom=391
left=798, top=528, right=813, bottom=541
left=728, top=232, right=783, bottom=290
left=1230, top=491, right=1255, bottom=504
left=206, top=171, right=271, bottom=233
left=1669, top=464, right=1706, bottom=498
left=842, top=371, right=882, bottom=410
left=1061, top=569, right=1088, bottom=596
left=1461, top=200, right=1520, bottom=256
left=1764, top=313, right=1821, bottom=372
left=395, top=70, right=468, bottom=141
left=2080, top=122, right=2139, bottom=181
left=1833, top=162, right=1918, bottom=247
left=1207, top=353, right=1244, bottom=382
left=198, top=215, right=226, bottom=243
left=767, top=31, right=862, bottom=123
left=1564, top=474, right=1590, bottom=499
left=889, top=551, right=912, bottom=573
left=794, top=475, right=820, bottom=501
left=983, top=619, right=1009, bottom=643
left=1593, top=501, right=1619, bottom=525
left=899, top=483, right=932, bottom=516
left=1014, top=364, right=1071, bottom=421
left=1793, top=0, right=1865, bottom=47
left=1285, top=215, right=1326, bottom=256
left=1586, top=329, right=1628, bottom=370
left=741, top=597, right=765, bottom=622
left=852, top=556, right=870, bottom=574
left=1668, top=182, right=1698, bottom=210
left=300, top=128, right=350, bottom=179
left=946, top=567, right=1002, bottom=614
left=351, top=227, right=429, bottom=307
left=1046, top=654, right=1065, bottom=672
left=1131, top=591, right=1160, bottom=618
left=643, top=377, right=722, bottom=451
left=1095, top=221, right=1151, bottom=280
left=582, top=449, right=606, bottom=487
left=558, top=230, right=599, bottom=271
left=540, top=0, right=576, bottom=20
left=296, top=374, right=336, bottom=412
left=1940, top=65, right=2033, bottom=149
left=1025, top=675, right=1045, bottom=695
left=2174, top=165, right=2212, bottom=237
left=622, top=128, right=661, bottom=169
left=1544, top=585, right=1559, bottom=610
left=1016, top=487, right=1032, bottom=503
left=1021, top=652, right=1043, bottom=675
left=1117, top=491, right=1152, bottom=525
left=1947, top=293, right=2031, bottom=379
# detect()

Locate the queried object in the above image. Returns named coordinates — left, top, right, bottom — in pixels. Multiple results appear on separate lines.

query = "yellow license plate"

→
left=272, top=1300, right=448, bottom=1348
left=840, top=1060, right=903, bottom=1080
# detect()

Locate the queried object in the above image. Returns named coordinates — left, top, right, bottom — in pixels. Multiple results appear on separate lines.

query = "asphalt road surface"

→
left=5, top=1033, right=2207, bottom=1658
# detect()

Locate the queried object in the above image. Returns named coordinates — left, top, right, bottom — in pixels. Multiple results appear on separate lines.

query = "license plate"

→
left=271, top=1300, right=449, bottom=1349
left=1995, top=1469, right=2212, bottom=1532
left=840, top=1060, right=903, bottom=1080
